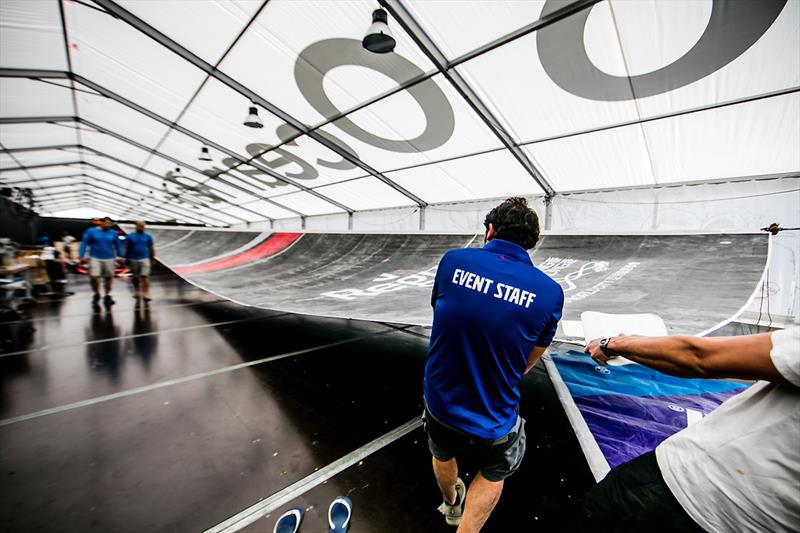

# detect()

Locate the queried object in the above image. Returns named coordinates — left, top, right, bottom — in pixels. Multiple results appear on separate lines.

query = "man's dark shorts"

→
left=423, top=409, right=526, bottom=482
left=581, top=450, right=704, bottom=532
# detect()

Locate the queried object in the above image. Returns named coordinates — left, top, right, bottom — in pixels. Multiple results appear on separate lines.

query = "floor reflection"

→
left=129, top=302, right=157, bottom=370
left=85, top=310, right=122, bottom=383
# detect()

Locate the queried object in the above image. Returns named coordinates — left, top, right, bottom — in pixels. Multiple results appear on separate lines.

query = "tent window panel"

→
left=269, top=190, right=345, bottom=217
left=385, top=149, right=543, bottom=204
left=238, top=199, right=300, bottom=220
left=313, top=177, right=417, bottom=211
left=522, top=125, right=655, bottom=192
left=646, top=93, right=800, bottom=184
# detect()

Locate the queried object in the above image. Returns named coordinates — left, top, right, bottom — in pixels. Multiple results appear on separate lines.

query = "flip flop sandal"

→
left=328, top=496, right=352, bottom=532
left=273, top=507, right=304, bottom=533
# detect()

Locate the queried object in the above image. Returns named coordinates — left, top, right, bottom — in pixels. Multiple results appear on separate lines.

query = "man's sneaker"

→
left=91, top=294, right=101, bottom=306
left=438, top=477, right=466, bottom=526
left=273, top=507, right=303, bottom=533
left=328, top=496, right=352, bottom=532
left=103, top=295, right=115, bottom=307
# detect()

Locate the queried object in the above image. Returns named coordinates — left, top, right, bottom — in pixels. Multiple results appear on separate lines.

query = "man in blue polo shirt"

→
left=79, top=216, right=124, bottom=307
left=424, top=197, right=564, bottom=531
left=124, top=221, right=156, bottom=302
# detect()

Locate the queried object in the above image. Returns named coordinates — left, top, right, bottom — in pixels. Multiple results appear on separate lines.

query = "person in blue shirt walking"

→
left=124, top=221, right=156, bottom=302
left=79, top=217, right=124, bottom=307
left=424, top=197, right=564, bottom=531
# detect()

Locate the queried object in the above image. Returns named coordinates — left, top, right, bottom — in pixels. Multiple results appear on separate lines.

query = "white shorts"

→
left=128, top=258, right=151, bottom=277
left=90, top=258, right=115, bottom=278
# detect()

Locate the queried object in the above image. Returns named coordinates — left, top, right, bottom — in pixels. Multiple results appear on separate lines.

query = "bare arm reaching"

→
left=585, top=333, right=785, bottom=383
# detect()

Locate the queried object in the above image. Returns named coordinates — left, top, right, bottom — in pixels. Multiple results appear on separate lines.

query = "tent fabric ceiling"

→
left=0, top=0, right=798, bottom=225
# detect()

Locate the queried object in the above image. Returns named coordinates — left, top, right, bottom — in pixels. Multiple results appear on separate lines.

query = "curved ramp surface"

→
left=153, top=230, right=767, bottom=332
left=155, top=230, right=261, bottom=266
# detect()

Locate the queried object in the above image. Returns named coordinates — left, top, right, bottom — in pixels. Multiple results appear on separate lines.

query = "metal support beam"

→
left=347, top=212, right=354, bottom=231
left=78, top=178, right=203, bottom=221
left=382, top=0, right=555, bottom=198
left=36, top=188, right=158, bottom=219
left=4, top=155, right=228, bottom=225
left=419, top=205, right=426, bottom=231
left=92, top=0, right=426, bottom=209
left=544, top=196, right=553, bottom=231
left=0, top=118, right=282, bottom=222
left=76, top=118, right=288, bottom=220
left=1, top=161, right=81, bottom=172
left=0, top=68, right=69, bottom=79
left=79, top=165, right=231, bottom=225
left=0, top=116, right=74, bottom=125
left=0, top=145, right=237, bottom=224
left=1, top=173, right=84, bottom=186
left=25, top=178, right=195, bottom=222
left=76, top=146, right=251, bottom=224
left=446, top=0, right=602, bottom=68
left=1, top=144, right=78, bottom=154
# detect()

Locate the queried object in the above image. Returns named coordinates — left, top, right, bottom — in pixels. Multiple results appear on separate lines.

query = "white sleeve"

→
left=770, top=327, right=800, bottom=387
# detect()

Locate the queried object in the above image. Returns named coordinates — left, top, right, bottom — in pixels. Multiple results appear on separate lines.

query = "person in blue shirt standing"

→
left=424, top=197, right=564, bottom=531
left=124, top=221, right=156, bottom=302
left=79, top=216, right=124, bottom=308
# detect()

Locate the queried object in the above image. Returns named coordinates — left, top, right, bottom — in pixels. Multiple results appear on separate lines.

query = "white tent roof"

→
left=1, top=0, right=798, bottom=225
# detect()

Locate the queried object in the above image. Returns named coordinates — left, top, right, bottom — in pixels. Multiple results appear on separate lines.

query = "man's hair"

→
left=102, top=216, right=112, bottom=222
left=484, top=197, right=540, bottom=250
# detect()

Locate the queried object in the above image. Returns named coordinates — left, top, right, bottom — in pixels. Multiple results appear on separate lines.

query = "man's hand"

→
left=585, top=334, right=630, bottom=366
left=80, top=257, right=89, bottom=264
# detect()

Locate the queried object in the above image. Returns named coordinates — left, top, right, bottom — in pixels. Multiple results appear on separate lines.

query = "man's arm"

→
left=585, top=333, right=784, bottom=382
left=526, top=288, right=564, bottom=374
left=525, top=346, right=547, bottom=374
left=78, top=230, right=90, bottom=260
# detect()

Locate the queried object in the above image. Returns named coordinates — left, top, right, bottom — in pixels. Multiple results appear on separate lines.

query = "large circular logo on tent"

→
left=296, top=38, right=455, bottom=152
left=537, top=0, right=787, bottom=101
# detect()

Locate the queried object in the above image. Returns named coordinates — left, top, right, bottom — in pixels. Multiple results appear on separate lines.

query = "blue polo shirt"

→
left=79, top=227, right=123, bottom=260
left=125, top=232, right=154, bottom=260
left=424, top=239, right=564, bottom=439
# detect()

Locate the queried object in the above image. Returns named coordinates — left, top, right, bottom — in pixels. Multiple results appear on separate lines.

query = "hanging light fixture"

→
left=198, top=146, right=213, bottom=161
left=243, top=103, right=264, bottom=128
left=362, top=8, right=395, bottom=54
